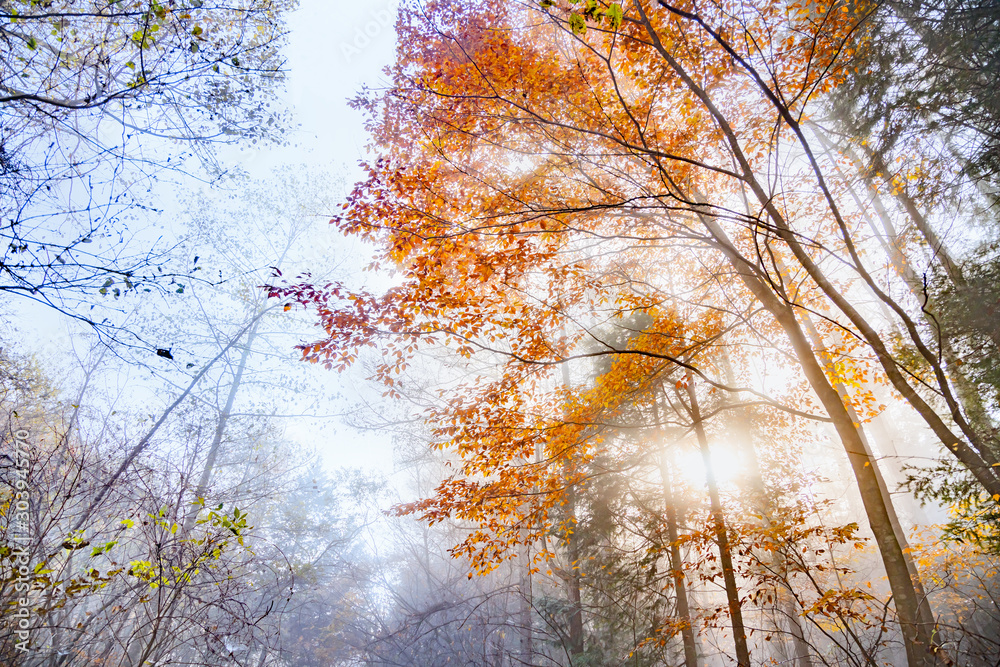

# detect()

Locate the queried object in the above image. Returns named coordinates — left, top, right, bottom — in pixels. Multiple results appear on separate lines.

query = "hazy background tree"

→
left=0, top=0, right=296, bottom=335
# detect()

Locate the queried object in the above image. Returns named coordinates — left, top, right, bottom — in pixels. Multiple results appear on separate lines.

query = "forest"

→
left=1, top=0, right=999, bottom=665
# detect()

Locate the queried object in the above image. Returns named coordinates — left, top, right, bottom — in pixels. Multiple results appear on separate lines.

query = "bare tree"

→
left=0, top=0, right=297, bottom=334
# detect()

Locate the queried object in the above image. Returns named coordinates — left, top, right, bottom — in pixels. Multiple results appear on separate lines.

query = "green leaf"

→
left=569, top=12, right=586, bottom=35
left=192, top=25, right=203, bottom=37
left=26, top=36, right=37, bottom=50
left=607, top=3, right=623, bottom=30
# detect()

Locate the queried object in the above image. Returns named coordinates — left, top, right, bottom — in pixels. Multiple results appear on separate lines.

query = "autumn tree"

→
left=817, top=0, right=1000, bottom=548
left=271, top=1, right=1000, bottom=664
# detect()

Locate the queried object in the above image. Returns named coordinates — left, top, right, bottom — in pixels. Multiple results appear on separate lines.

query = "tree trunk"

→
left=657, top=447, right=700, bottom=667
left=685, top=374, right=751, bottom=667
left=518, top=542, right=534, bottom=666
left=695, top=212, right=945, bottom=666
left=565, top=486, right=585, bottom=661
left=720, top=351, right=814, bottom=667
left=130, top=314, right=263, bottom=666
left=182, top=315, right=262, bottom=534
left=796, top=306, right=937, bottom=636
left=560, top=360, right=585, bottom=661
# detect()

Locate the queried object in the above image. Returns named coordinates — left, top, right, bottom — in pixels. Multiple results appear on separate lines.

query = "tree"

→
left=0, top=341, right=269, bottom=666
left=820, top=0, right=1000, bottom=549
left=0, top=167, right=357, bottom=665
left=0, top=0, right=296, bottom=334
left=827, top=0, right=1000, bottom=201
left=271, top=0, right=1000, bottom=663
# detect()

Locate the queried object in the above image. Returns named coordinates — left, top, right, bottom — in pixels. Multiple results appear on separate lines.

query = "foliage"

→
left=0, top=0, right=296, bottom=332
left=827, top=0, right=1000, bottom=200
left=270, top=0, right=1000, bottom=664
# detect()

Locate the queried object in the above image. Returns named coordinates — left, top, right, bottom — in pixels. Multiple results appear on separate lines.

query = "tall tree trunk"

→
left=518, top=542, right=534, bottom=666
left=796, top=306, right=937, bottom=636
left=684, top=374, right=751, bottom=667
left=702, top=216, right=943, bottom=665
left=720, top=351, right=814, bottom=667
left=560, top=361, right=585, bottom=661
left=129, top=314, right=263, bottom=666
left=657, top=445, right=700, bottom=667
left=565, top=486, right=585, bottom=660
left=182, top=315, right=262, bottom=534
left=770, top=242, right=938, bottom=637
left=520, top=426, right=544, bottom=665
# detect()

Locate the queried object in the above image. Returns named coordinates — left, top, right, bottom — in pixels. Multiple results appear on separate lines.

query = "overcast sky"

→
left=6, top=1, right=405, bottom=474
left=235, top=0, right=400, bottom=179
left=242, top=0, right=402, bottom=473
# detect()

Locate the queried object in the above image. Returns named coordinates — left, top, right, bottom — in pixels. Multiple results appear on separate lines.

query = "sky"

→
left=235, top=0, right=405, bottom=473
left=6, top=0, right=405, bottom=475
left=277, top=1, right=400, bottom=471
left=234, top=0, right=400, bottom=179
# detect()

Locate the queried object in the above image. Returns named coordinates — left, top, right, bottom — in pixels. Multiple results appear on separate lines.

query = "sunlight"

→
left=6, top=0, right=998, bottom=664
left=671, top=442, right=744, bottom=493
